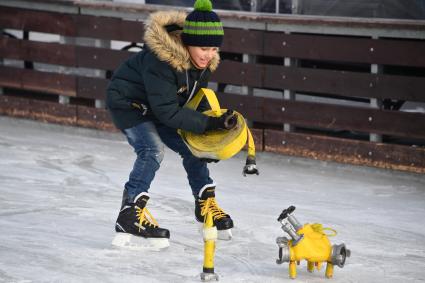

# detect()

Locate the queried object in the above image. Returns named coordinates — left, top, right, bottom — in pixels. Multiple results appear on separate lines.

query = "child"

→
left=106, top=0, right=238, bottom=246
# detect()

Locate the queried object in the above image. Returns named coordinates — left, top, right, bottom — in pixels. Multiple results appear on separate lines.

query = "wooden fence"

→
left=1, top=0, right=424, bottom=173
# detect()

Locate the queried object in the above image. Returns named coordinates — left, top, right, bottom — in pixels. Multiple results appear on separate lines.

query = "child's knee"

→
left=136, top=145, right=164, bottom=165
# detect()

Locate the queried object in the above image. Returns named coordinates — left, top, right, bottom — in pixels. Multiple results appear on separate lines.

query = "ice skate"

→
left=112, top=193, right=170, bottom=250
left=195, top=186, right=233, bottom=241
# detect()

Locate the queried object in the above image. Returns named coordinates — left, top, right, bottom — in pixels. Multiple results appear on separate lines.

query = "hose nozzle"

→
left=331, top=244, right=351, bottom=268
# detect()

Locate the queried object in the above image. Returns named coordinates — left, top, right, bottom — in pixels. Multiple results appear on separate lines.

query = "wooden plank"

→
left=212, top=61, right=263, bottom=88
left=77, top=77, right=109, bottom=100
left=263, top=65, right=425, bottom=102
left=0, top=37, right=133, bottom=70
left=0, top=66, right=21, bottom=89
left=368, top=38, right=425, bottom=68
left=0, top=7, right=76, bottom=35
left=264, top=130, right=425, bottom=173
left=263, top=98, right=425, bottom=139
left=221, top=28, right=264, bottom=55
left=0, top=36, right=20, bottom=59
left=216, top=92, right=264, bottom=122
left=0, top=66, right=76, bottom=97
left=0, top=37, right=76, bottom=66
left=374, top=74, right=425, bottom=103
left=263, top=33, right=425, bottom=67
left=0, top=95, right=77, bottom=125
left=22, top=70, right=76, bottom=97
left=76, top=14, right=145, bottom=42
left=76, top=45, right=133, bottom=70
left=0, top=6, right=145, bottom=41
left=76, top=105, right=116, bottom=131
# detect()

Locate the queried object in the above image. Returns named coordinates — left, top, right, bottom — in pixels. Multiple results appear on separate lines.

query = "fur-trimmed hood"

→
left=143, top=10, right=220, bottom=72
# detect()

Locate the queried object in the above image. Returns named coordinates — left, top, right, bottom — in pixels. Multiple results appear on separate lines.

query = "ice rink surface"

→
left=1, top=116, right=424, bottom=283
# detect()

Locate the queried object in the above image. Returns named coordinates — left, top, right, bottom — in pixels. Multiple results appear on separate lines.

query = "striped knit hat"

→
left=181, top=0, right=224, bottom=47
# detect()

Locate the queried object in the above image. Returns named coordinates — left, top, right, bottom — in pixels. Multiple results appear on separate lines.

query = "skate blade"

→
left=200, top=272, right=219, bottom=281
left=112, top=233, right=169, bottom=251
left=217, top=229, right=232, bottom=241
left=198, top=223, right=232, bottom=241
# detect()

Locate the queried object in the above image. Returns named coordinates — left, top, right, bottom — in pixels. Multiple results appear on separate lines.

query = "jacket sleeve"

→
left=143, top=59, right=209, bottom=134
left=105, top=88, right=132, bottom=110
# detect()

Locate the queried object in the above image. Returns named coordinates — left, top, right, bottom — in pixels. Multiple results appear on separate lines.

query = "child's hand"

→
left=206, top=110, right=237, bottom=131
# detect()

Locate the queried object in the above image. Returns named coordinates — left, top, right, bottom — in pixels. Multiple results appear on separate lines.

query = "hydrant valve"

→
left=276, top=206, right=350, bottom=279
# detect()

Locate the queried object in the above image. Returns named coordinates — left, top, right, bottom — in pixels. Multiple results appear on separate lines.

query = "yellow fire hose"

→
left=179, top=88, right=258, bottom=175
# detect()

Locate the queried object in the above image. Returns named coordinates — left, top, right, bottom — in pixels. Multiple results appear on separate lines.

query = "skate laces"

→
left=200, top=197, right=227, bottom=223
left=136, top=206, right=159, bottom=232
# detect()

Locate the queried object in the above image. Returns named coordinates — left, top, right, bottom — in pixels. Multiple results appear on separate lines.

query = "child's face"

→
left=187, top=46, right=218, bottom=69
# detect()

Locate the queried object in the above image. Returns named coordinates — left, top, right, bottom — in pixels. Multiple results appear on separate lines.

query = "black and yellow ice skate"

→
left=195, top=186, right=233, bottom=240
left=113, top=193, right=170, bottom=250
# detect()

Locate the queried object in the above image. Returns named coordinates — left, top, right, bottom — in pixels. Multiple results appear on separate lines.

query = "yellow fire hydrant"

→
left=276, top=206, right=350, bottom=279
left=200, top=212, right=219, bottom=281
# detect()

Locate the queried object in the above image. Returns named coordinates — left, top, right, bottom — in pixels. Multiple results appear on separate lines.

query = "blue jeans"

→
left=122, top=121, right=214, bottom=204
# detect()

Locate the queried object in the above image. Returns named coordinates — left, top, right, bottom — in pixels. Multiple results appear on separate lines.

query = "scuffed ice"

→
left=0, top=116, right=424, bottom=283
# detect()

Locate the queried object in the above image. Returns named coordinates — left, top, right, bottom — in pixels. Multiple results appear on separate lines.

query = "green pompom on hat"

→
left=194, top=0, right=212, bottom=11
left=181, top=0, right=224, bottom=47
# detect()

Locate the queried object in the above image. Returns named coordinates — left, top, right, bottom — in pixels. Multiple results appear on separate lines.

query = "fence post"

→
left=93, top=39, right=109, bottom=109
left=58, top=36, right=74, bottom=105
left=242, top=53, right=255, bottom=127
left=283, top=56, right=295, bottom=132
left=251, top=0, right=258, bottom=12
left=369, top=36, right=383, bottom=143
left=241, top=54, right=254, bottom=96
left=291, top=0, right=300, bottom=14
